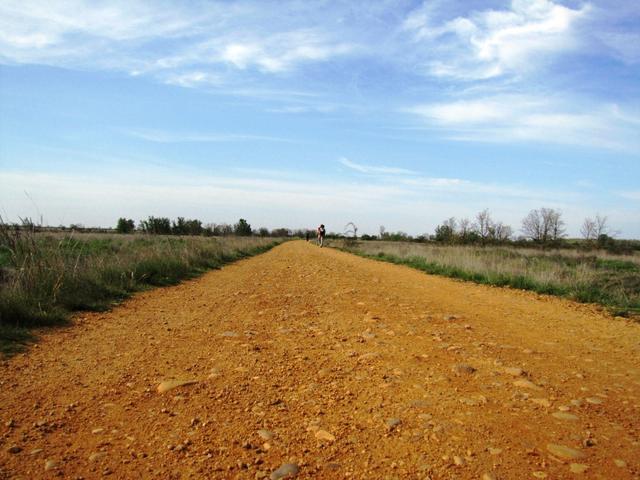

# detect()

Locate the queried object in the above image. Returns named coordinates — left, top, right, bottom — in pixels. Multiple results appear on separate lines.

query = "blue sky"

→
left=1, top=0, right=639, bottom=237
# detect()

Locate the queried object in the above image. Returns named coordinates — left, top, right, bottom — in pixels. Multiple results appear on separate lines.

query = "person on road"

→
left=317, top=224, right=326, bottom=247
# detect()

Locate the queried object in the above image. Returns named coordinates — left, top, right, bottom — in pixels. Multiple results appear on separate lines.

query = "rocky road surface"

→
left=1, top=241, right=639, bottom=479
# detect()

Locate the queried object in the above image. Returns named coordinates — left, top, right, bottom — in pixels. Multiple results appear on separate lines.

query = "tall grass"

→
left=334, top=240, right=640, bottom=317
left=0, top=226, right=282, bottom=354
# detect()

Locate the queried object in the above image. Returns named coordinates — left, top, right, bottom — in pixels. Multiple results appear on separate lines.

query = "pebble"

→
left=89, top=452, right=107, bottom=462
left=570, top=463, right=589, bottom=474
left=513, top=379, right=542, bottom=391
left=30, top=449, right=43, bottom=455
left=481, top=473, right=497, bottom=480
left=270, top=463, right=299, bottom=479
left=7, top=445, right=22, bottom=454
left=92, top=428, right=105, bottom=434
left=257, top=430, right=274, bottom=441
left=453, top=455, right=465, bottom=466
left=585, top=397, right=603, bottom=405
left=44, top=459, right=57, bottom=471
left=451, top=364, right=476, bottom=375
left=614, top=459, right=627, bottom=468
left=157, top=379, right=197, bottom=393
left=546, top=444, right=586, bottom=460
left=385, top=418, right=401, bottom=431
left=504, top=367, right=525, bottom=377
left=314, top=429, right=336, bottom=442
left=221, top=331, right=239, bottom=337
left=531, top=398, right=551, bottom=407
left=551, top=412, right=579, bottom=421
left=488, top=447, right=502, bottom=455
left=532, top=472, right=547, bottom=478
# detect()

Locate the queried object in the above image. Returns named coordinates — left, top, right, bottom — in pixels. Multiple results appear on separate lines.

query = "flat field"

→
left=0, top=231, right=282, bottom=353
left=335, top=240, right=640, bottom=318
left=0, top=241, right=638, bottom=479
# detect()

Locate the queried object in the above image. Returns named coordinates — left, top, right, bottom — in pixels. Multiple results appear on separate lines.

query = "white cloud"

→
left=405, top=95, right=640, bottom=150
left=619, top=191, right=640, bottom=201
left=339, top=158, right=416, bottom=175
left=403, top=0, right=590, bottom=79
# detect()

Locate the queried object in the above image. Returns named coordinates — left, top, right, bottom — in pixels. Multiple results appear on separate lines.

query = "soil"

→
left=1, top=241, right=639, bottom=479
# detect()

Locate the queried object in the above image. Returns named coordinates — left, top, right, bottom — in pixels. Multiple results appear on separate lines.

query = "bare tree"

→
left=522, top=208, right=566, bottom=243
left=492, top=222, right=513, bottom=242
left=474, top=209, right=492, bottom=242
left=379, top=225, right=386, bottom=239
left=458, top=218, right=471, bottom=239
left=581, top=217, right=597, bottom=240
left=595, top=214, right=609, bottom=237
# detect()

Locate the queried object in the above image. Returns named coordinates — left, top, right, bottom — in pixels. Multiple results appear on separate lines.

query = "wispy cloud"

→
left=402, top=0, right=590, bottom=80
left=405, top=95, right=640, bottom=150
left=339, top=158, right=416, bottom=175
left=125, top=128, right=294, bottom=144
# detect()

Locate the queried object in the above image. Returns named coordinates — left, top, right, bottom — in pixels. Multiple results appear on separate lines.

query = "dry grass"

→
left=334, top=240, right=640, bottom=317
left=0, top=229, right=283, bottom=354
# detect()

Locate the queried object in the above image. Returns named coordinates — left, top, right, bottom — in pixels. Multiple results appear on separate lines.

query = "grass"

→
left=0, top=228, right=284, bottom=355
left=333, top=240, right=640, bottom=318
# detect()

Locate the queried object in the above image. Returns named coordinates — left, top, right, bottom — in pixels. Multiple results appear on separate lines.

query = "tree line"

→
left=116, top=216, right=309, bottom=238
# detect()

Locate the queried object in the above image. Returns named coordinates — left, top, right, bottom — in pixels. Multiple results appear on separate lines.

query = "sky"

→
left=1, top=0, right=639, bottom=237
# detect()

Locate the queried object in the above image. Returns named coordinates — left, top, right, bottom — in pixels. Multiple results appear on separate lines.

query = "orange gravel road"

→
left=1, top=240, right=639, bottom=479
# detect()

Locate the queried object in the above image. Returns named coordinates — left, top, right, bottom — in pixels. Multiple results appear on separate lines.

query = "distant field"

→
left=334, top=240, right=640, bottom=318
left=0, top=231, right=283, bottom=354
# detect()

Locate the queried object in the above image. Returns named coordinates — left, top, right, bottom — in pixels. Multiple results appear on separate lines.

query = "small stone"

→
left=585, top=397, right=603, bottom=405
left=270, top=463, right=299, bottom=479
left=385, top=418, right=401, bottom=430
left=157, top=379, right=197, bottom=393
left=92, top=428, right=104, bottom=434
left=532, top=472, right=547, bottom=479
left=513, top=379, right=542, bottom=391
left=89, top=452, right=107, bottom=462
left=482, top=473, right=497, bottom=480
left=504, top=367, right=525, bottom=377
left=257, top=430, right=274, bottom=441
left=569, top=464, right=588, bottom=474
left=30, top=449, right=43, bottom=455
left=453, top=455, right=465, bottom=466
left=546, top=444, right=586, bottom=460
left=7, top=445, right=22, bottom=454
left=613, top=459, right=627, bottom=468
left=314, top=429, right=336, bottom=442
left=488, top=447, right=502, bottom=455
left=452, top=364, right=476, bottom=375
left=531, top=398, right=551, bottom=407
left=44, top=459, right=57, bottom=471
left=552, top=412, right=579, bottom=421
left=220, top=331, right=239, bottom=337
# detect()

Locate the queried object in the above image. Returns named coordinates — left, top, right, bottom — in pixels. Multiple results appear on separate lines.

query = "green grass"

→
left=0, top=231, right=283, bottom=355
left=335, top=240, right=640, bottom=318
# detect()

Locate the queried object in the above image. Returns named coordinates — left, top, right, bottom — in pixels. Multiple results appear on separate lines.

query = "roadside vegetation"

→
left=335, top=240, right=640, bottom=318
left=0, top=219, right=283, bottom=355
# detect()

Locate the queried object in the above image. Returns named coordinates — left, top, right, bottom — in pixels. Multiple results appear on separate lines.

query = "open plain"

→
left=1, top=241, right=639, bottom=479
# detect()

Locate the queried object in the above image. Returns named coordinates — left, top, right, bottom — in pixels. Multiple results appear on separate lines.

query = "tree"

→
left=581, top=217, right=597, bottom=241
left=491, top=222, right=513, bottom=242
left=116, top=218, right=135, bottom=234
left=234, top=218, right=252, bottom=236
left=140, top=216, right=171, bottom=234
left=434, top=223, right=455, bottom=243
left=258, top=227, right=270, bottom=237
left=521, top=208, right=565, bottom=243
left=474, top=209, right=492, bottom=243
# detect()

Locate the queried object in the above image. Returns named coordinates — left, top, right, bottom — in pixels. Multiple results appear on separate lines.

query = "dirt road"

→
left=1, top=241, right=639, bottom=479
